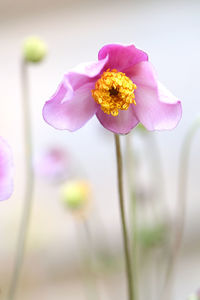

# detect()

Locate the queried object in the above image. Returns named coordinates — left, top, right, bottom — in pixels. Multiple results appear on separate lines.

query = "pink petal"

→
left=0, top=137, right=13, bottom=201
left=130, top=62, right=182, bottom=131
left=98, top=44, right=148, bottom=72
left=43, top=57, right=108, bottom=131
left=96, top=107, right=139, bottom=134
left=43, top=81, right=98, bottom=131
left=66, top=56, right=108, bottom=91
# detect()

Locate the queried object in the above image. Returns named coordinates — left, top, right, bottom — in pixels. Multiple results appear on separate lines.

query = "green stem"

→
left=7, top=60, right=34, bottom=300
left=162, top=118, right=200, bottom=298
left=82, top=220, right=100, bottom=300
left=114, top=134, right=134, bottom=300
left=125, top=133, right=138, bottom=300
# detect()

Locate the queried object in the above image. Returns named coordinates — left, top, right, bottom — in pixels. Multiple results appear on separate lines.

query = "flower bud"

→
left=61, top=180, right=91, bottom=213
left=23, top=36, right=47, bottom=63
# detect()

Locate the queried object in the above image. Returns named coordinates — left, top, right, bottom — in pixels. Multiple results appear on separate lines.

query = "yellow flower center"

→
left=92, top=69, right=137, bottom=116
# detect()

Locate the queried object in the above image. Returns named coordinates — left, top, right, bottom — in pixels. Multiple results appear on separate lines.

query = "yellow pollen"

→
left=92, top=69, right=137, bottom=116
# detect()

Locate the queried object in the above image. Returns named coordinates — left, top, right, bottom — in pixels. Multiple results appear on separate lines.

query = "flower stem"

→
left=114, top=134, right=134, bottom=300
left=162, top=117, right=200, bottom=299
left=7, top=60, right=34, bottom=300
left=82, top=220, right=100, bottom=300
left=125, top=133, right=138, bottom=300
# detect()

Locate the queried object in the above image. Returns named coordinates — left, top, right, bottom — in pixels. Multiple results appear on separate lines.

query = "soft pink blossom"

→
left=35, top=147, right=69, bottom=183
left=0, top=137, right=13, bottom=201
left=43, top=44, right=182, bottom=134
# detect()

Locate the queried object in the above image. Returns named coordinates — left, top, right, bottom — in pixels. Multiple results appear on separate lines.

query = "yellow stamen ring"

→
left=92, top=69, right=137, bottom=117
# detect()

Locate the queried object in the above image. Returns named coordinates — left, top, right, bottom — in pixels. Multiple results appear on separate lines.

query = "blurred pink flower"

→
left=0, top=137, right=13, bottom=201
left=43, top=43, right=182, bottom=134
left=35, top=147, right=69, bottom=183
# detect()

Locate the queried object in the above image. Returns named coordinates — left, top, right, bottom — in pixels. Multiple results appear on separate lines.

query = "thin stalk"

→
left=125, top=133, right=138, bottom=300
left=7, top=60, right=34, bottom=300
left=82, top=220, right=100, bottom=300
left=162, top=118, right=200, bottom=299
left=114, top=134, right=134, bottom=300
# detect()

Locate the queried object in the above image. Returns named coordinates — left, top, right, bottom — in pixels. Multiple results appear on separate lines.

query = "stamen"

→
left=92, top=69, right=137, bottom=116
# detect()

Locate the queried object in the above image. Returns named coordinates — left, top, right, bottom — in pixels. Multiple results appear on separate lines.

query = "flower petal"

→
left=96, top=106, right=139, bottom=134
left=65, top=55, right=109, bottom=91
left=43, top=57, right=109, bottom=131
left=43, top=81, right=98, bottom=131
left=98, top=44, right=148, bottom=72
left=130, top=62, right=182, bottom=131
left=0, top=137, right=13, bottom=201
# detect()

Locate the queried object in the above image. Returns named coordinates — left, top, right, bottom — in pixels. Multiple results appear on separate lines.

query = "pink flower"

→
left=0, top=137, right=13, bottom=201
left=34, top=147, right=69, bottom=183
left=43, top=44, right=182, bottom=134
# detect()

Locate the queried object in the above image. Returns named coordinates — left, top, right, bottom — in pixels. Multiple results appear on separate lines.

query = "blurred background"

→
left=0, top=0, right=200, bottom=299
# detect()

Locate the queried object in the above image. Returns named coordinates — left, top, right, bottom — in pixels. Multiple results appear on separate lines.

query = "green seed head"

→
left=61, top=180, right=91, bottom=212
left=23, top=36, right=47, bottom=63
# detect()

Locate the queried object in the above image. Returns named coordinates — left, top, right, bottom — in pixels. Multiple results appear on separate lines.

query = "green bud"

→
left=61, top=180, right=91, bottom=212
left=23, top=36, right=47, bottom=63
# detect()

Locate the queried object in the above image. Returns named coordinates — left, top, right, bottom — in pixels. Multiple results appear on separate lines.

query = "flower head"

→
left=61, top=180, right=91, bottom=218
left=23, top=36, right=47, bottom=63
left=43, top=44, right=182, bottom=134
left=0, top=137, right=13, bottom=201
left=34, top=147, right=69, bottom=183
